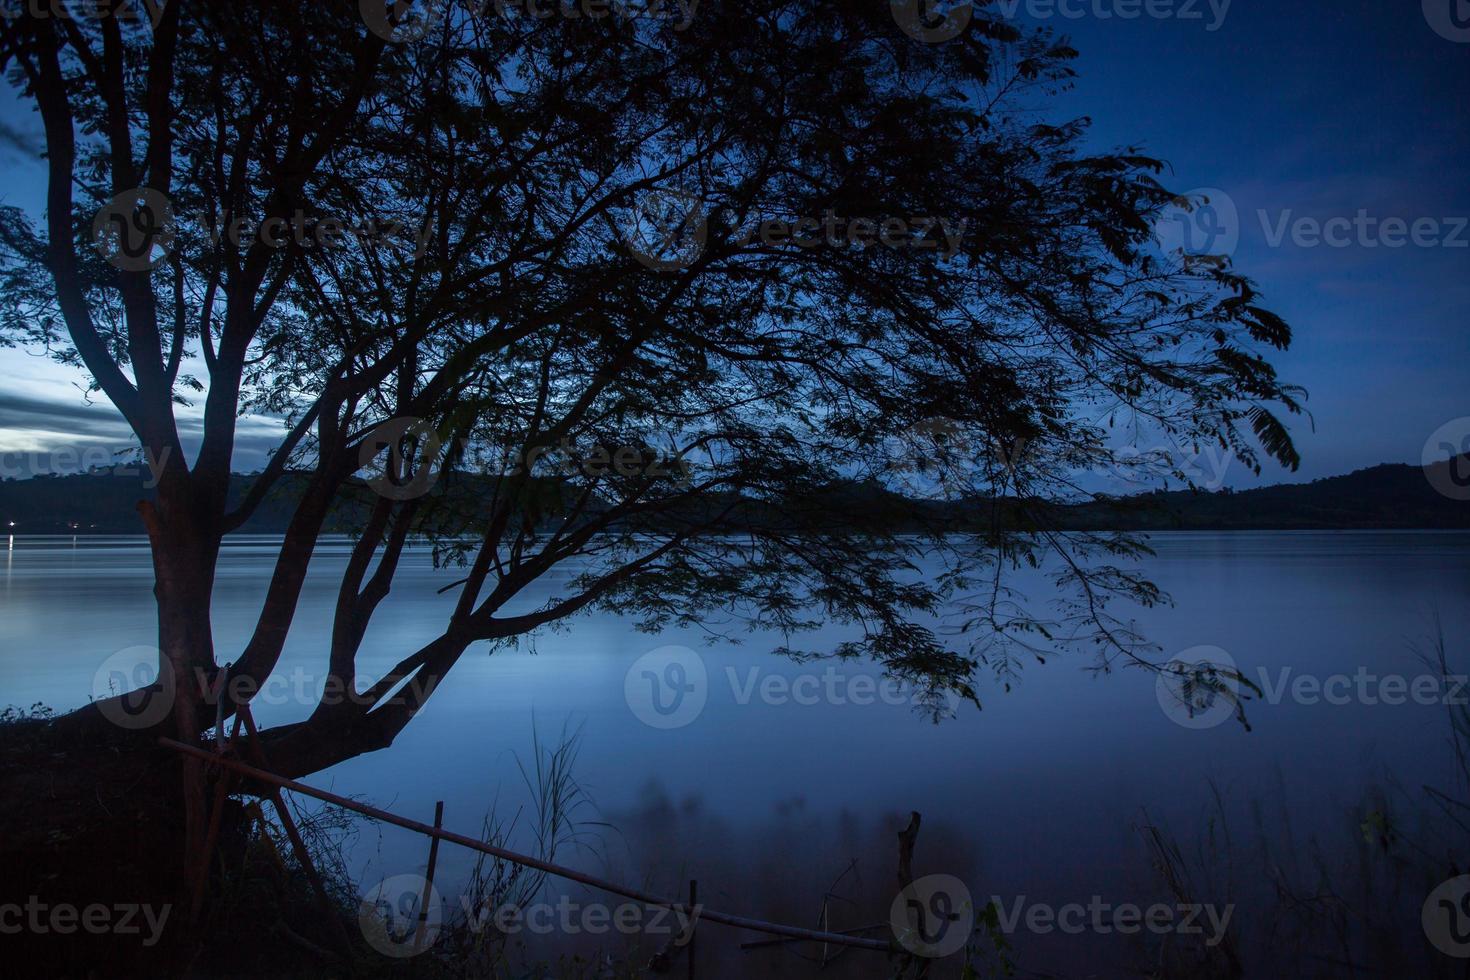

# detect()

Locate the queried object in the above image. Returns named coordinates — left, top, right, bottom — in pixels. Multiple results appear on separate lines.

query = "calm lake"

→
left=3, top=531, right=1467, bottom=976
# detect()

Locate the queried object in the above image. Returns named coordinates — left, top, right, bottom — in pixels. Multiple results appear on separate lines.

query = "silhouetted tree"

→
left=0, top=0, right=1299, bottom=873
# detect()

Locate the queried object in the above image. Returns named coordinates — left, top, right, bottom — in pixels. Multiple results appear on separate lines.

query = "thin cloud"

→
left=0, top=118, right=39, bottom=160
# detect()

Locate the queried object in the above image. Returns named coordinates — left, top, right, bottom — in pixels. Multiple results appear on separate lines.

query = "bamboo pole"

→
left=159, top=737, right=892, bottom=953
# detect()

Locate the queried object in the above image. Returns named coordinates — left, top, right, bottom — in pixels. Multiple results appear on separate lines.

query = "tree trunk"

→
left=138, top=495, right=224, bottom=919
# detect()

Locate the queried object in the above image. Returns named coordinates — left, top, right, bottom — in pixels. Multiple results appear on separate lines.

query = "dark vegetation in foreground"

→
left=3, top=455, right=1467, bottom=536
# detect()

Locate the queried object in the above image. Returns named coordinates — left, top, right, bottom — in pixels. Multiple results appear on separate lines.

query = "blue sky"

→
left=1035, top=0, right=1470, bottom=484
left=1, top=0, right=1466, bottom=487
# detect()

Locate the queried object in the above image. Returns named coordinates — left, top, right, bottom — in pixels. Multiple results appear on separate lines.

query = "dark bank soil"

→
left=0, top=710, right=359, bottom=978
left=0, top=711, right=190, bottom=975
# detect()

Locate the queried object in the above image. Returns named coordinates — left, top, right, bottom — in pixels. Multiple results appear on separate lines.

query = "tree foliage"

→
left=0, top=0, right=1300, bottom=774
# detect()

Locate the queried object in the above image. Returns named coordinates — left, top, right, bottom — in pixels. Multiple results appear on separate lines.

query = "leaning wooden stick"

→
left=233, top=708, right=357, bottom=961
left=412, top=801, right=445, bottom=953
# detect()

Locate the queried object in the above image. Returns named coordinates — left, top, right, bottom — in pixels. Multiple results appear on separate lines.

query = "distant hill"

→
left=1052, top=457, right=1470, bottom=531
left=0, top=458, right=1466, bottom=535
left=0, top=470, right=382, bottom=536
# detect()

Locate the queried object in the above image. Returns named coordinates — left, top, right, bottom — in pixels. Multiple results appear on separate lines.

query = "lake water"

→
left=2, top=531, right=1467, bottom=976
